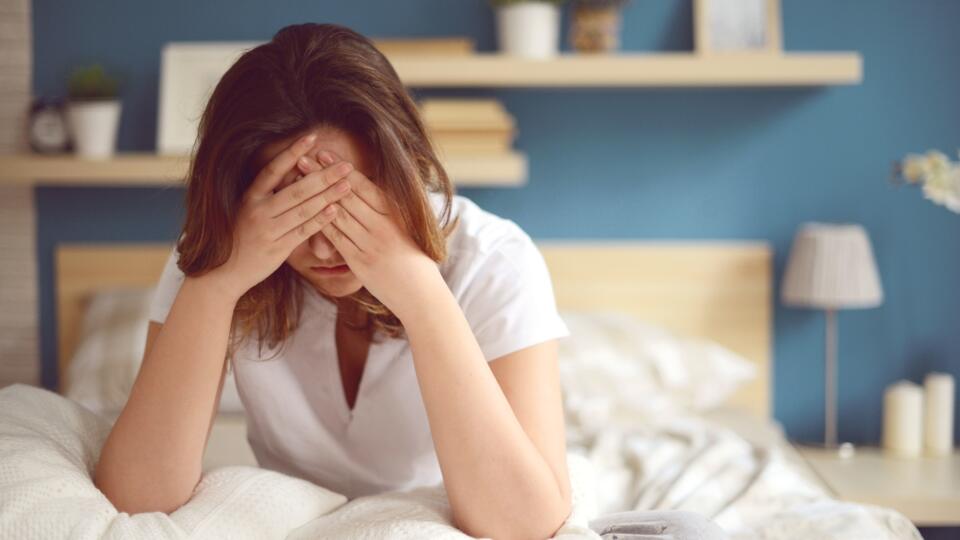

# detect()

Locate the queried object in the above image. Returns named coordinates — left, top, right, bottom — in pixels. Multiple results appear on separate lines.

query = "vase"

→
left=66, top=99, right=122, bottom=159
left=496, top=2, right=561, bottom=59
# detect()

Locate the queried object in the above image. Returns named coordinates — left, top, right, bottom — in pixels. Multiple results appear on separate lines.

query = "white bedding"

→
left=0, top=382, right=921, bottom=540
left=557, top=320, right=922, bottom=540
left=0, top=384, right=600, bottom=540
left=567, top=413, right=921, bottom=539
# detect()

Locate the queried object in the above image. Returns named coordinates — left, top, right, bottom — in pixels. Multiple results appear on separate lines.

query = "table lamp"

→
left=781, top=223, right=884, bottom=448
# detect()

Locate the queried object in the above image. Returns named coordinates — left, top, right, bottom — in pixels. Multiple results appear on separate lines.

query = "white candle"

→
left=883, top=380, right=924, bottom=458
left=924, top=372, right=955, bottom=457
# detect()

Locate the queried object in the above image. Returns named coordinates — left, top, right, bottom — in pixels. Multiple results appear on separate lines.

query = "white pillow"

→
left=557, top=310, right=756, bottom=431
left=0, top=384, right=347, bottom=539
left=65, top=287, right=245, bottom=414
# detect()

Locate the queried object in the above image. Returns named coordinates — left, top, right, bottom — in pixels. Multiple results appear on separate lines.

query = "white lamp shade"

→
left=781, top=223, right=884, bottom=309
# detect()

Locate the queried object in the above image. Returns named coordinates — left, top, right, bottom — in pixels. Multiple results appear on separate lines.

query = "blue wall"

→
left=33, top=0, right=960, bottom=445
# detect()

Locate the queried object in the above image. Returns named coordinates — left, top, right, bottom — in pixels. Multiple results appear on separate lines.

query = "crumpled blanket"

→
left=0, top=384, right=601, bottom=540
left=565, top=412, right=922, bottom=540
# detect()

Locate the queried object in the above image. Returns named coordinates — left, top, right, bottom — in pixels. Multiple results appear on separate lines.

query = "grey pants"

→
left=588, top=510, right=728, bottom=540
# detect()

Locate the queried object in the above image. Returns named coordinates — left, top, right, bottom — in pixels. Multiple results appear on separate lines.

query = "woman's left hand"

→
left=295, top=150, right=443, bottom=321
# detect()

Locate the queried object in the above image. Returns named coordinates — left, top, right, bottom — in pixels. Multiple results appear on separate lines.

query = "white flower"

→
left=945, top=168, right=960, bottom=213
left=897, top=148, right=960, bottom=214
left=922, top=165, right=960, bottom=213
left=901, top=153, right=927, bottom=183
left=922, top=150, right=951, bottom=177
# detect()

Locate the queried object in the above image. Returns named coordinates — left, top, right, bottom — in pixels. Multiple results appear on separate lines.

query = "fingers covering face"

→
left=263, top=161, right=353, bottom=218
left=321, top=210, right=362, bottom=258
left=271, top=176, right=353, bottom=241
left=247, top=133, right=317, bottom=201
left=276, top=198, right=339, bottom=251
left=337, top=188, right=385, bottom=234
left=328, top=201, right=373, bottom=252
left=314, top=149, right=392, bottom=216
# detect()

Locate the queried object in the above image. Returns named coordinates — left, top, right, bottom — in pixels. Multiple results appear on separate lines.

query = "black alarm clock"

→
left=28, top=98, right=72, bottom=153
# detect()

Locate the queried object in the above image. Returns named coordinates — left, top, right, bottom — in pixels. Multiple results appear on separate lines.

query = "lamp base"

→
left=796, top=439, right=857, bottom=459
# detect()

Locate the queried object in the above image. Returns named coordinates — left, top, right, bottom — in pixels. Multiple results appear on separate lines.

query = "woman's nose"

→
left=307, top=231, right=338, bottom=260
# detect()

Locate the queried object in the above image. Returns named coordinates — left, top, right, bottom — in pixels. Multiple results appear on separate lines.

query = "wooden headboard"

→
left=55, top=244, right=172, bottom=393
left=55, top=241, right=772, bottom=419
left=537, top=241, right=771, bottom=419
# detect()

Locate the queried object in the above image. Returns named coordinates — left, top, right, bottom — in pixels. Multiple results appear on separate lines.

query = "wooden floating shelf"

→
left=0, top=52, right=862, bottom=189
left=0, top=152, right=527, bottom=188
left=387, top=52, right=863, bottom=87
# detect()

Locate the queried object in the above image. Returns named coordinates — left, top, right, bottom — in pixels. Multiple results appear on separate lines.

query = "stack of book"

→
left=372, top=37, right=474, bottom=56
left=418, top=99, right=517, bottom=156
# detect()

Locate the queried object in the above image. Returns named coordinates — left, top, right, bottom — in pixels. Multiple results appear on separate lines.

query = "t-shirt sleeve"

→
left=457, top=230, right=570, bottom=363
left=147, top=244, right=186, bottom=324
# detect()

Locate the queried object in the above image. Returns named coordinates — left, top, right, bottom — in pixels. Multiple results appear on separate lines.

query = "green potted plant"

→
left=490, top=0, right=567, bottom=59
left=65, top=64, right=122, bottom=159
left=570, top=0, right=630, bottom=53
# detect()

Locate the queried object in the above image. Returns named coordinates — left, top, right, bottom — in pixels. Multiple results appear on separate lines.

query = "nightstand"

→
left=794, top=445, right=960, bottom=527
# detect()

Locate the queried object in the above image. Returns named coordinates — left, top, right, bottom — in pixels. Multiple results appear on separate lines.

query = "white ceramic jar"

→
left=66, top=100, right=122, bottom=159
left=496, top=2, right=561, bottom=59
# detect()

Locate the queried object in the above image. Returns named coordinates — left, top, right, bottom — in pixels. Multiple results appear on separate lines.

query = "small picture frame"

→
left=157, top=42, right=261, bottom=155
left=156, top=39, right=431, bottom=155
left=694, top=0, right=782, bottom=55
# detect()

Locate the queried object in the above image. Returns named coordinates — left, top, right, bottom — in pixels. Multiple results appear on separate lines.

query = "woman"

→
left=94, top=23, right=572, bottom=539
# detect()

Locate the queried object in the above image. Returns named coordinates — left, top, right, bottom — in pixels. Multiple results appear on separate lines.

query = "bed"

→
left=0, top=240, right=920, bottom=539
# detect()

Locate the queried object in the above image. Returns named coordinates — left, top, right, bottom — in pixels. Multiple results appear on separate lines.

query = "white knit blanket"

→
left=0, top=384, right=601, bottom=540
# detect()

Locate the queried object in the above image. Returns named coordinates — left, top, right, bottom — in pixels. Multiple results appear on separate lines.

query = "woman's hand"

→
left=296, top=150, right=444, bottom=322
left=209, top=133, right=357, bottom=300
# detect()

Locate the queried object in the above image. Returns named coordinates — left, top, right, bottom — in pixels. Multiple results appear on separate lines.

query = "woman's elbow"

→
left=528, top=480, right=573, bottom=539
left=94, top=461, right=195, bottom=515
left=537, top=493, right=573, bottom=540
left=461, top=494, right=572, bottom=540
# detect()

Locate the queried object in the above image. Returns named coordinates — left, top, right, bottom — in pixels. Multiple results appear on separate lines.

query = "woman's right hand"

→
left=208, top=133, right=356, bottom=300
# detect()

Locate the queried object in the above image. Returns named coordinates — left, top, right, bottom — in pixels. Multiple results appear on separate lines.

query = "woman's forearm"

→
left=401, top=278, right=569, bottom=540
left=94, top=274, right=239, bottom=514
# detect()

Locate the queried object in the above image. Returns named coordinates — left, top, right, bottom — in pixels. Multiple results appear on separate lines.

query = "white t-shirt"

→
left=147, top=192, right=570, bottom=499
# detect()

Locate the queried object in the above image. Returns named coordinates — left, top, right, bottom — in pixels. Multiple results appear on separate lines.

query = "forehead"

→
left=254, top=126, right=369, bottom=172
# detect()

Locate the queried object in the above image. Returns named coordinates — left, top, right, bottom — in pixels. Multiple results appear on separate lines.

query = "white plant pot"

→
left=496, top=2, right=561, bottom=59
left=66, top=100, right=122, bottom=159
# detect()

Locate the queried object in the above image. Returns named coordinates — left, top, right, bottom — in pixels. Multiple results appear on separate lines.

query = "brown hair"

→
left=176, top=23, right=458, bottom=360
